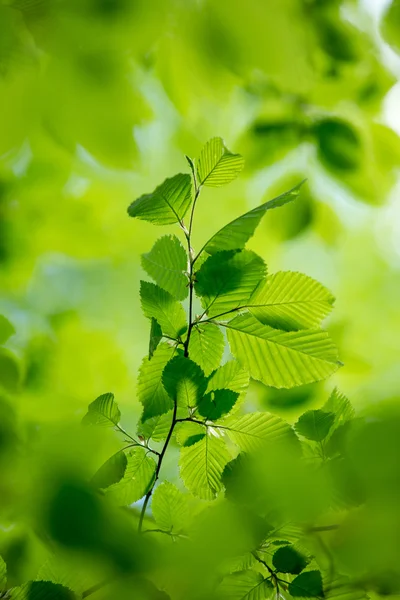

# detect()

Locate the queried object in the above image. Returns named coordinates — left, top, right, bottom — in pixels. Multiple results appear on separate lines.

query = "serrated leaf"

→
left=152, top=482, right=189, bottom=533
left=289, top=571, right=323, bottom=598
left=149, top=317, right=163, bottom=359
left=188, top=323, right=225, bottom=376
left=0, top=555, right=6, bottom=589
left=82, top=393, right=120, bottom=427
left=104, top=447, right=156, bottom=506
left=138, top=343, right=176, bottom=421
left=206, top=360, right=249, bottom=397
left=127, top=174, right=192, bottom=225
left=180, top=432, right=231, bottom=499
left=218, top=570, right=273, bottom=599
left=195, top=250, right=266, bottom=318
left=221, top=412, right=295, bottom=452
left=324, top=575, right=369, bottom=600
left=142, top=235, right=188, bottom=301
left=249, top=272, right=334, bottom=331
left=272, top=545, right=309, bottom=574
left=137, top=411, right=174, bottom=442
left=225, top=313, right=340, bottom=388
left=9, top=581, right=76, bottom=599
left=0, top=315, right=15, bottom=345
left=36, top=557, right=94, bottom=596
left=162, top=356, right=207, bottom=410
left=295, top=410, right=335, bottom=442
left=175, top=421, right=205, bottom=446
left=91, top=450, right=128, bottom=490
left=323, top=388, right=354, bottom=435
left=203, top=182, right=304, bottom=255
left=197, top=137, right=244, bottom=187
left=197, top=389, right=239, bottom=421
left=140, top=281, right=187, bottom=339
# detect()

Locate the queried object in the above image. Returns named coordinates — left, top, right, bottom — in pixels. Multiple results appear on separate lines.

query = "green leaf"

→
left=249, top=272, right=335, bottom=331
left=197, top=389, right=239, bottom=421
left=82, top=392, right=120, bottom=427
left=288, top=571, right=323, bottom=598
left=225, top=313, right=340, bottom=388
left=323, top=388, right=354, bottom=435
left=272, top=545, right=309, bottom=574
left=195, top=250, right=266, bottom=318
left=206, top=360, right=249, bottom=397
left=203, top=182, right=304, bottom=255
left=197, top=137, right=244, bottom=187
left=152, top=481, right=189, bottom=533
left=180, top=432, right=231, bottom=499
left=218, top=570, right=273, bottom=599
left=162, top=355, right=207, bottom=410
left=188, top=323, right=225, bottom=376
left=137, top=411, right=174, bottom=442
left=104, top=447, right=156, bottom=506
left=9, top=581, right=76, bottom=599
left=0, top=315, right=15, bottom=345
left=140, top=281, right=187, bottom=339
left=149, top=317, right=163, bottom=359
left=221, top=412, right=295, bottom=452
left=382, top=0, right=400, bottom=54
left=91, top=450, right=128, bottom=490
left=141, top=235, right=188, bottom=301
left=0, top=348, right=20, bottom=392
left=314, top=119, right=361, bottom=172
left=138, top=343, right=176, bottom=421
left=0, top=555, right=6, bottom=590
left=295, top=410, right=335, bottom=442
left=175, top=420, right=205, bottom=446
left=127, top=174, right=192, bottom=225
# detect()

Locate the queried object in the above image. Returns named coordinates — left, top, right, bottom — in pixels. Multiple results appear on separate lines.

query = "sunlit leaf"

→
left=138, top=343, right=176, bottom=421
left=141, top=235, right=188, bottom=301
left=137, top=411, right=174, bottom=442
left=295, top=410, right=335, bottom=442
left=202, top=182, right=304, bottom=255
left=323, top=388, right=355, bottom=435
left=180, top=432, right=231, bottom=499
left=82, top=392, right=121, bottom=427
left=127, top=174, right=192, bottom=225
left=0, top=314, right=15, bottom=345
left=206, top=360, right=249, bottom=397
left=218, top=569, right=273, bottom=599
left=104, top=447, right=156, bottom=506
left=221, top=411, right=295, bottom=452
left=140, top=281, right=187, bottom=339
left=197, top=137, right=244, bottom=187
left=197, top=388, right=239, bottom=421
left=162, top=355, right=207, bottom=410
left=195, top=250, right=265, bottom=318
left=249, top=272, right=335, bottom=331
left=188, top=323, right=225, bottom=375
left=225, top=313, right=340, bottom=388
left=288, top=571, right=324, bottom=598
left=91, top=450, right=128, bottom=490
left=272, top=545, right=309, bottom=574
left=149, top=317, right=163, bottom=359
left=152, top=481, right=189, bottom=533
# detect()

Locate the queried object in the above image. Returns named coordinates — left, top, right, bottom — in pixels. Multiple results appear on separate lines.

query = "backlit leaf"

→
left=137, top=411, right=174, bottom=442
left=288, top=571, right=324, bottom=598
left=138, top=343, right=176, bottom=421
left=218, top=569, right=273, bottom=599
left=82, top=392, right=120, bottom=427
left=104, top=447, right=156, bottom=506
left=152, top=481, right=189, bottom=533
left=295, top=410, right=335, bottom=442
left=91, top=450, right=128, bottom=490
left=188, top=323, right=225, bottom=376
left=162, top=355, right=207, bottom=410
left=197, top=137, right=244, bottom=187
left=206, top=360, right=249, bottom=398
left=149, top=317, right=163, bottom=359
left=127, top=174, right=192, bottom=225
left=141, top=235, right=188, bottom=301
left=197, top=389, right=239, bottom=421
left=221, top=411, right=295, bottom=452
left=272, top=545, right=309, bottom=574
left=140, top=281, right=187, bottom=339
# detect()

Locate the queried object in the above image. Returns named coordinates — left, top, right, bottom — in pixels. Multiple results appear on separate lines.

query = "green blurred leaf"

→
left=0, top=348, right=20, bottom=392
left=149, top=317, right=163, bottom=360
left=188, top=323, right=225, bottom=376
left=128, top=174, right=192, bottom=225
left=323, top=388, right=355, bottom=436
left=138, top=343, right=176, bottom=421
left=104, top=447, right=156, bottom=506
left=218, top=569, right=273, bottom=599
left=195, top=250, right=265, bottom=318
left=295, top=410, right=335, bottom=442
left=222, top=411, right=295, bottom=452
left=225, top=313, right=340, bottom=388
left=314, top=118, right=361, bottom=172
left=197, top=137, right=244, bottom=187
left=0, top=555, right=6, bottom=590
left=197, top=388, right=239, bottom=421
left=9, top=581, right=76, bottom=599
left=272, top=545, right=309, bottom=574
left=288, top=570, right=323, bottom=598
left=202, top=182, right=304, bottom=255
left=141, top=235, right=188, bottom=301
left=0, top=314, right=15, bottom=345
left=382, top=0, right=400, bottom=54
left=82, top=392, right=120, bottom=427
left=162, top=355, right=207, bottom=410
left=180, top=432, right=231, bottom=499
left=140, top=281, right=187, bottom=339
left=249, top=272, right=335, bottom=331
left=152, top=481, right=189, bottom=533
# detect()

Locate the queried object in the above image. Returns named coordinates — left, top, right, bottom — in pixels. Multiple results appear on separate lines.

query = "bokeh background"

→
left=1, top=0, right=400, bottom=587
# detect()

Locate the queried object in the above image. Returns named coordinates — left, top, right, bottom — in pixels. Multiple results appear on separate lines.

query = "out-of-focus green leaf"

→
left=323, top=388, right=355, bottom=435
left=141, top=235, right=188, bottom=301
left=0, top=348, right=20, bottom=392
left=180, top=432, right=231, bottom=499
left=221, top=411, right=295, bottom=452
left=272, top=545, right=309, bottom=574
left=197, top=137, right=244, bottom=187
left=382, top=0, right=400, bottom=54
left=218, top=569, right=273, bottom=599
left=128, top=174, right=192, bottom=225
left=104, top=447, right=156, bottom=506
left=138, top=343, right=176, bottom=421
left=0, top=314, right=15, bottom=345
left=149, top=317, right=163, bottom=360
left=202, top=182, right=304, bottom=255
left=140, top=281, right=187, bottom=339
left=82, top=392, right=120, bottom=427
left=295, top=410, right=335, bottom=442
left=9, top=580, right=76, bottom=599
left=162, top=355, right=207, bottom=410
left=91, top=450, right=128, bottom=490
left=288, top=570, right=323, bottom=598
left=313, top=118, right=361, bottom=172
left=195, top=250, right=265, bottom=318
left=249, top=272, right=335, bottom=331
left=188, top=323, right=225, bottom=376
left=0, top=555, right=6, bottom=590
left=197, top=389, right=239, bottom=421
left=152, top=481, right=189, bottom=533
left=225, top=313, right=340, bottom=388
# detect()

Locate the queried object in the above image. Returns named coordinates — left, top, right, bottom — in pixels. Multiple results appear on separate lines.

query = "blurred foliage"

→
left=1, top=0, right=400, bottom=598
